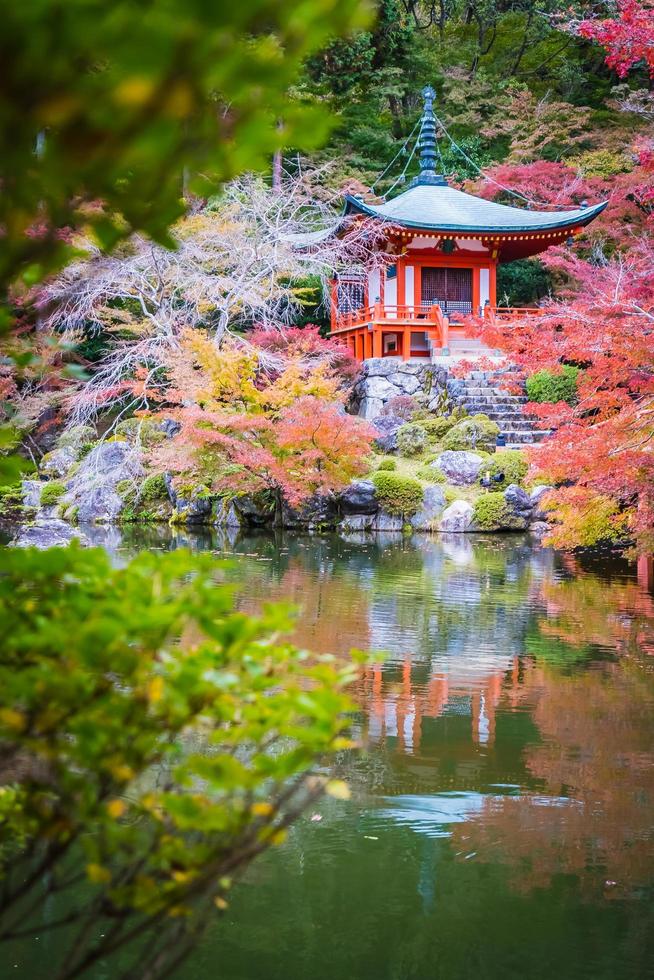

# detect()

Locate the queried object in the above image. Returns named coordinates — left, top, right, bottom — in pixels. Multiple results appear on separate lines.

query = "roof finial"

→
left=413, top=84, right=447, bottom=188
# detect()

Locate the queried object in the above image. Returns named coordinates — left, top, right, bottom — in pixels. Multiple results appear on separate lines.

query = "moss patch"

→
left=40, top=481, right=66, bottom=506
left=371, top=472, right=424, bottom=517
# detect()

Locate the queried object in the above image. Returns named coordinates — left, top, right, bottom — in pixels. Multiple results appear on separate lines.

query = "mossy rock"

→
left=421, top=415, right=458, bottom=442
left=140, top=473, right=169, bottom=501
left=40, top=481, right=66, bottom=506
left=371, top=471, right=424, bottom=517
left=473, top=491, right=528, bottom=532
left=396, top=423, right=428, bottom=457
left=114, top=417, right=166, bottom=446
left=0, top=484, right=26, bottom=518
left=485, top=449, right=528, bottom=490
left=442, top=414, right=499, bottom=453
left=376, top=458, right=397, bottom=472
left=57, top=425, right=95, bottom=449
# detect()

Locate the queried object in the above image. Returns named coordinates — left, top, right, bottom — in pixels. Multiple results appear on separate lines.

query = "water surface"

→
left=14, top=528, right=654, bottom=979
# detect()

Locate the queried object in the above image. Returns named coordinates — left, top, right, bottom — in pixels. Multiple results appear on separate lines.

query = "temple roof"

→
left=344, top=183, right=608, bottom=235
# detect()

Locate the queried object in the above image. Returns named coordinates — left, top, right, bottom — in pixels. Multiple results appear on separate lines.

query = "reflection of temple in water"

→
left=363, top=656, right=517, bottom=754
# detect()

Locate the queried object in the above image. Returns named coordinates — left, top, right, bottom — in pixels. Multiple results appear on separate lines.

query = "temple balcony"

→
left=329, top=302, right=540, bottom=362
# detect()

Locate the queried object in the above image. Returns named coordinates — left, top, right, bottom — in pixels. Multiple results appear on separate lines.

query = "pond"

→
left=12, top=528, right=654, bottom=979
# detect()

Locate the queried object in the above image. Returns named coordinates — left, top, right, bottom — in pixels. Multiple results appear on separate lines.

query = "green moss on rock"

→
left=485, top=449, right=529, bottom=490
left=371, top=472, right=424, bottom=517
left=396, top=423, right=428, bottom=457
left=473, top=493, right=513, bottom=531
left=442, top=414, right=499, bottom=453
left=115, top=417, right=166, bottom=446
left=40, top=481, right=66, bottom=506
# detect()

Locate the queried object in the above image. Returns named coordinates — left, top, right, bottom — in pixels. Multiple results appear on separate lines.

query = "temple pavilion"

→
left=329, top=86, right=606, bottom=361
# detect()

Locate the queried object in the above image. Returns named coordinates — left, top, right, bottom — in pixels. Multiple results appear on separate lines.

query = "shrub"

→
left=40, top=481, right=66, bottom=505
left=442, top=414, right=499, bottom=452
left=416, top=466, right=447, bottom=483
left=421, top=415, right=458, bottom=442
left=140, top=473, right=169, bottom=501
left=396, top=423, right=427, bottom=457
left=376, top=458, right=396, bottom=471
left=371, top=472, right=424, bottom=516
left=0, top=484, right=25, bottom=517
left=473, top=493, right=513, bottom=531
left=526, top=366, right=579, bottom=405
left=381, top=395, right=418, bottom=420
left=0, top=546, right=361, bottom=980
left=569, top=149, right=631, bottom=178
left=484, top=449, right=528, bottom=489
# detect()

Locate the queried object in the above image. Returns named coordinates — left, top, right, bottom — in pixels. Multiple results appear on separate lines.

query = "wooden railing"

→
left=483, top=306, right=545, bottom=321
left=333, top=302, right=446, bottom=333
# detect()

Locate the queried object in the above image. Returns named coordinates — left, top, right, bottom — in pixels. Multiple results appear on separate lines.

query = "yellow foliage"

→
left=325, top=779, right=351, bottom=801
left=251, top=801, right=274, bottom=817
left=263, top=361, right=340, bottom=411
left=147, top=676, right=164, bottom=704
left=178, top=332, right=342, bottom=415
left=86, top=863, right=112, bottom=884
left=106, top=799, right=127, bottom=818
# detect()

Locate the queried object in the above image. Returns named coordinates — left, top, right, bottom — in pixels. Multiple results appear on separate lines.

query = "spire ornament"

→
left=412, top=84, right=447, bottom=188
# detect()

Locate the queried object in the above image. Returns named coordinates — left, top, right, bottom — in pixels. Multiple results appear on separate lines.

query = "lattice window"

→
left=421, top=267, right=473, bottom=315
left=336, top=277, right=365, bottom=314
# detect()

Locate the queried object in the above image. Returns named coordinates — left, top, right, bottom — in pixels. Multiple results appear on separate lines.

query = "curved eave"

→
left=344, top=194, right=608, bottom=235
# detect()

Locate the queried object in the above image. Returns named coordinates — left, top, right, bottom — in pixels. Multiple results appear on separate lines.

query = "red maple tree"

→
left=578, top=0, right=654, bottom=78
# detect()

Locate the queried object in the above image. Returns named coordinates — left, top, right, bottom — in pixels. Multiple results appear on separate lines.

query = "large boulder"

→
left=504, top=484, right=532, bottom=522
left=338, top=513, right=376, bottom=532
left=358, top=396, right=385, bottom=420
left=13, top=518, right=83, bottom=549
left=339, top=480, right=379, bottom=516
left=279, top=493, right=338, bottom=530
left=433, top=451, right=484, bottom=486
left=364, top=375, right=401, bottom=401
left=439, top=499, right=474, bottom=533
left=387, top=372, right=421, bottom=395
left=83, top=441, right=134, bottom=474
left=362, top=358, right=397, bottom=377
left=529, top=484, right=554, bottom=521
left=410, top=485, right=446, bottom=531
left=62, top=439, right=142, bottom=524
left=21, top=480, right=43, bottom=508
left=372, top=511, right=404, bottom=532
left=232, top=494, right=276, bottom=527
left=76, top=486, right=124, bottom=524
left=40, top=446, right=77, bottom=478
left=173, top=493, right=213, bottom=525
left=371, top=415, right=403, bottom=453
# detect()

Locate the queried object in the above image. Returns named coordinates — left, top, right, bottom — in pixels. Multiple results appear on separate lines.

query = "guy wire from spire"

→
left=432, top=109, right=577, bottom=211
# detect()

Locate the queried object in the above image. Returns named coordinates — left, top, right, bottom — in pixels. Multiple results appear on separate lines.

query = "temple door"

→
left=421, top=267, right=472, bottom=317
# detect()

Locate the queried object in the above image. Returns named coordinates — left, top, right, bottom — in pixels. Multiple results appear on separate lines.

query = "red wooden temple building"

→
left=328, top=86, right=606, bottom=361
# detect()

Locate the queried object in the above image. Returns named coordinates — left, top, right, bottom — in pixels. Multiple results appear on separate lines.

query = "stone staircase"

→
left=451, top=370, right=550, bottom=447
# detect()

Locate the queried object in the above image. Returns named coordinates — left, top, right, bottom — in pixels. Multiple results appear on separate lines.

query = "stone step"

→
left=500, top=430, right=550, bottom=444
left=464, top=407, right=537, bottom=421
left=460, top=387, right=525, bottom=398
left=462, top=400, right=527, bottom=412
